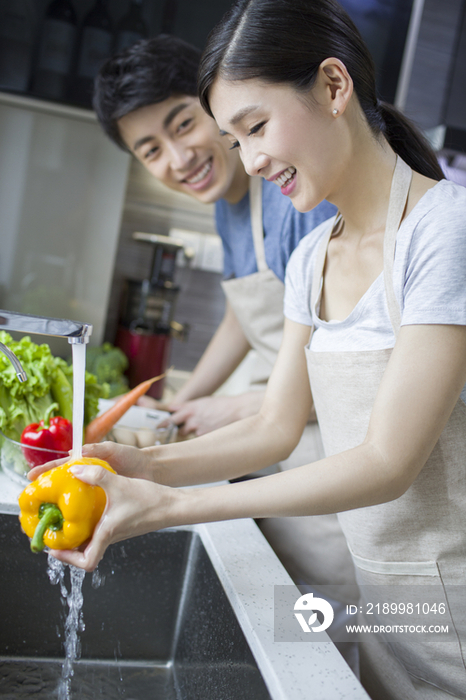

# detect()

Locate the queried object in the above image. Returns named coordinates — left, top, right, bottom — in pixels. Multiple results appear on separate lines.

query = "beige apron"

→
left=221, top=175, right=284, bottom=386
left=222, top=176, right=359, bottom=604
left=306, top=157, right=466, bottom=699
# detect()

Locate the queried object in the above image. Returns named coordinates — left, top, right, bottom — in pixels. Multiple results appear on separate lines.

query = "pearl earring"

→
left=332, top=108, right=339, bottom=115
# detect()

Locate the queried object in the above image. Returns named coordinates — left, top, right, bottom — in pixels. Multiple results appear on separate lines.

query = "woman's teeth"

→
left=185, top=159, right=212, bottom=184
left=275, top=167, right=296, bottom=187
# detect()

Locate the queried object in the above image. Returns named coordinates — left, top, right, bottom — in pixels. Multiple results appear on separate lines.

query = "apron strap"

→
left=383, top=156, right=413, bottom=335
left=249, top=176, right=268, bottom=273
left=310, top=212, right=342, bottom=328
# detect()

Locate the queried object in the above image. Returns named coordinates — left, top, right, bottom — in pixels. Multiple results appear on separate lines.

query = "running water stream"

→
left=70, top=343, right=86, bottom=460
left=47, top=555, right=86, bottom=700
left=51, top=342, right=89, bottom=698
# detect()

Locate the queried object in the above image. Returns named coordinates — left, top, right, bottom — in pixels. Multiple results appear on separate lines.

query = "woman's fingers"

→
left=50, top=529, right=108, bottom=571
left=49, top=546, right=97, bottom=571
left=81, top=440, right=127, bottom=460
left=82, top=442, right=151, bottom=479
left=27, top=456, right=69, bottom=480
left=46, top=465, right=116, bottom=570
left=48, top=466, right=174, bottom=571
left=28, top=440, right=156, bottom=488
left=27, top=443, right=125, bottom=480
left=48, top=465, right=125, bottom=570
left=68, top=461, right=110, bottom=484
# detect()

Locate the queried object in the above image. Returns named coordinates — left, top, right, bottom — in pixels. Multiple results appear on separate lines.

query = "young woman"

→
left=36, top=1, right=466, bottom=697
left=92, top=38, right=356, bottom=665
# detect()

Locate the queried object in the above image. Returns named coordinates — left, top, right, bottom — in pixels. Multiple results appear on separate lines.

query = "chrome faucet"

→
left=0, top=310, right=92, bottom=383
left=0, top=341, right=28, bottom=382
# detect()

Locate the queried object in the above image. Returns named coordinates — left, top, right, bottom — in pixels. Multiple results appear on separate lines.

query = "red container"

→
left=115, top=326, right=171, bottom=400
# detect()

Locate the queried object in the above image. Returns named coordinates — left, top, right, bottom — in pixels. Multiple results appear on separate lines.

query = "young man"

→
left=93, top=36, right=358, bottom=671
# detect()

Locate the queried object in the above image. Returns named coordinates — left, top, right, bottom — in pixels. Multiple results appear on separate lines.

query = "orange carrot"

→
left=85, top=370, right=169, bottom=444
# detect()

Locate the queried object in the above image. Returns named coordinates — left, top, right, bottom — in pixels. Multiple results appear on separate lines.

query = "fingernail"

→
left=69, top=465, right=84, bottom=476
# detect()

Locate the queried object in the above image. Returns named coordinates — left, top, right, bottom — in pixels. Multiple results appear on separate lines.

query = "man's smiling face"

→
left=117, top=95, right=248, bottom=204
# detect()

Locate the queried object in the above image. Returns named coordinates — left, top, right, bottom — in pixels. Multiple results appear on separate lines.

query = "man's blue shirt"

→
left=215, top=178, right=336, bottom=282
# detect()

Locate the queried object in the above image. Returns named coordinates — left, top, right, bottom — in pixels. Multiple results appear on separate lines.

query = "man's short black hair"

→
left=93, top=35, right=201, bottom=151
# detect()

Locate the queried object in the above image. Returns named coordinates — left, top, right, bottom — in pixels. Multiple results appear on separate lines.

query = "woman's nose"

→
left=241, top=149, right=269, bottom=177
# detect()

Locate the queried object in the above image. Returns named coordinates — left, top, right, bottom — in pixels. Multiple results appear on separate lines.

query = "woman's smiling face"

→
left=209, top=76, right=347, bottom=212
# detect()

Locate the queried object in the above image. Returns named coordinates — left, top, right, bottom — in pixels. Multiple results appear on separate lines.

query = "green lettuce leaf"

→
left=0, top=332, right=108, bottom=441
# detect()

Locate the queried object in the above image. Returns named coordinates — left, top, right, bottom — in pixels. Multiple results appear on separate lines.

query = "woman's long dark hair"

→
left=199, top=0, right=443, bottom=181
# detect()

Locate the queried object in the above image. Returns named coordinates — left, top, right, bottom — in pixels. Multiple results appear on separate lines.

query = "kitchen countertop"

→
left=0, top=469, right=368, bottom=699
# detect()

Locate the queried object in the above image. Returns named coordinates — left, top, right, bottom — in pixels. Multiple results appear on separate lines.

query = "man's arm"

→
left=173, top=300, right=251, bottom=401
left=153, top=301, right=266, bottom=435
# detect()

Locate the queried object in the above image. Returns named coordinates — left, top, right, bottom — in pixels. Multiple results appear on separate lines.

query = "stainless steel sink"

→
left=0, top=513, right=271, bottom=699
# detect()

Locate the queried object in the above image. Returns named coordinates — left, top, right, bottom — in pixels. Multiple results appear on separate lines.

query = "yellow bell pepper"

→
left=18, top=457, right=115, bottom=553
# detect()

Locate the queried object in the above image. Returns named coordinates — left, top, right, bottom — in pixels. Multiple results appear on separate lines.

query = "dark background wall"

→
left=28, top=0, right=235, bottom=51
left=0, top=0, right=236, bottom=110
left=403, top=0, right=466, bottom=150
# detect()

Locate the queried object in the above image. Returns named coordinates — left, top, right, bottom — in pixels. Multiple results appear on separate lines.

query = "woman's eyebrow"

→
left=229, top=105, right=259, bottom=126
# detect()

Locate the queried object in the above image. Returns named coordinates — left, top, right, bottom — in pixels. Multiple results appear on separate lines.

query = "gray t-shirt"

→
left=284, top=179, right=466, bottom=402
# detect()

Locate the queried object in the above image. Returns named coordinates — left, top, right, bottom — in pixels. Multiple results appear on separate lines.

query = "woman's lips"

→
left=274, top=167, right=297, bottom=196
left=182, top=158, right=214, bottom=190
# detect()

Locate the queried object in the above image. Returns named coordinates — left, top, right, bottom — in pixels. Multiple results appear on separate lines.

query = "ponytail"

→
left=378, top=102, right=444, bottom=180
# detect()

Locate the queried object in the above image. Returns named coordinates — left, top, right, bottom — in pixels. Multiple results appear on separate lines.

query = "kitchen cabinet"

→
left=0, top=0, right=235, bottom=111
left=0, top=91, right=130, bottom=356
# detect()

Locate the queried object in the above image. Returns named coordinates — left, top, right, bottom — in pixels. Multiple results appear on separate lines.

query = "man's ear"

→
left=315, top=57, right=353, bottom=117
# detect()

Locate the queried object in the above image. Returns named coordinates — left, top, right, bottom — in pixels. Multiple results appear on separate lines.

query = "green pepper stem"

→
left=41, top=402, right=59, bottom=429
left=31, top=503, right=64, bottom=553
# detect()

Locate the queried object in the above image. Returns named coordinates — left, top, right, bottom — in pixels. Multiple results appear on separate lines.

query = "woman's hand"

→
left=27, top=441, right=156, bottom=482
left=80, top=441, right=157, bottom=479
left=48, top=461, right=178, bottom=571
left=160, top=391, right=265, bottom=436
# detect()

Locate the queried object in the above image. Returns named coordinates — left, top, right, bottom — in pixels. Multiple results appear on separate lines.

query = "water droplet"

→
left=91, top=567, right=105, bottom=589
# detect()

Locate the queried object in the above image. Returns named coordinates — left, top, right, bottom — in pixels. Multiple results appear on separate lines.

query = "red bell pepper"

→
left=20, top=404, right=72, bottom=468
